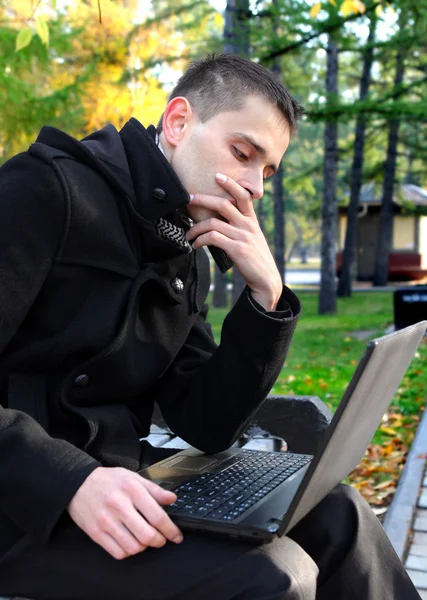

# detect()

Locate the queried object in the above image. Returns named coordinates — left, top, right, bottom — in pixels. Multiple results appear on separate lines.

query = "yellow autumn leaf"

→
left=375, top=4, right=383, bottom=16
left=213, top=11, right=224, bottom=29
left=353, top=0, right=366, bottom=13
left=379, top=427, right=398, bottom=436
left=35, top=16, right=49, bottom=45
left=329, top=0, right=337, bottom=4
left=310, top=2, right=322, bottom=18
left=382, top=444, right=394, bottom=456
left=340, top=0, right=357, bottom=16
left=352, top=480, right=370, bottom=489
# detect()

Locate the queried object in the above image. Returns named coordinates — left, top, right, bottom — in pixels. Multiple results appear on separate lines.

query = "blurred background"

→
left=1, top=0, right=427, bottom=508
left=1, top=0, right=426, bottom=313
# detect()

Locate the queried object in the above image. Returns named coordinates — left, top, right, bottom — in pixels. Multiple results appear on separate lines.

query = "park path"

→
left=384, top=404, right=427, bottom=599
left=404, top=464, right=427, bottom=599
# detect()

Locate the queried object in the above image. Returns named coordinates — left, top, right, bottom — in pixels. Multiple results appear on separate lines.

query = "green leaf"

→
left=35, top=17, right=49, bottom=46
left=15, top=27, right=34, bottom=52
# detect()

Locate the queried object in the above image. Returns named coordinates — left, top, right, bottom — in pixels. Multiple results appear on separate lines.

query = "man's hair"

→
left=157, top=53, right=304, bottom=134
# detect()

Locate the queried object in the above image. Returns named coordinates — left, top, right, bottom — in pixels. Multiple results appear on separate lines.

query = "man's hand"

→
left=187, top=173, right=283, bottom=310
left=67, top=467, right=183, bottom=560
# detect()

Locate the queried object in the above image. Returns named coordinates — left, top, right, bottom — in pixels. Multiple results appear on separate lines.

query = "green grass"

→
left=207, top=292, right=427, bottom=448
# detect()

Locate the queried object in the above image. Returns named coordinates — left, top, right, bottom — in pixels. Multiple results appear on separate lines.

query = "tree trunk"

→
left=213, top=266, right=228, bottom=307
left=273, top=162, right=285, bottom=283
left=224, top=0, right=249, bottom=55
left=225, top=0, right=250, bottom=305
left=318, top=35, right=339, bottom=315
left=337, top=16, right=377, bottom=297
left=214, top=0, right=251, bottom=309
left=300, top=245, right=308, bottom=264
left=271, top=58, right=286, bottom=284
left=257, top=196, right=266, bottom=234
left=289, top=214, right=306, bottom=266
left=270, top=0, right=286, bottom=283
left=373, top=17, right=406, bottom=287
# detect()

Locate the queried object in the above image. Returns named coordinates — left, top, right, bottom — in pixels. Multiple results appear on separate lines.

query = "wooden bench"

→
left=149, top=394, right=333, bottom=456
left=0, top=394, right=332, bottom=600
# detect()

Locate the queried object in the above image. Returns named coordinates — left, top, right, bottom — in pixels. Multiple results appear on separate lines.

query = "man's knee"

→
left=307, top=483, right=377, bottom=553
left=246, top=537, right=318, bottom=600
left=327, top=483, right=373, bottom=520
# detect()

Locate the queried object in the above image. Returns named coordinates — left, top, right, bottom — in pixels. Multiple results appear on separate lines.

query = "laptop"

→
left=140, top=321, right=427, bottom=542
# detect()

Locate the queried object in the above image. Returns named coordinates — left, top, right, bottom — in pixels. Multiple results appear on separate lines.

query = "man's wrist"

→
left=250, top=287, right=282, bottom=311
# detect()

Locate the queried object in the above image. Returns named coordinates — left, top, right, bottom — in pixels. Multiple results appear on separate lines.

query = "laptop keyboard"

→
left=166, top=450, right=312, bottom=523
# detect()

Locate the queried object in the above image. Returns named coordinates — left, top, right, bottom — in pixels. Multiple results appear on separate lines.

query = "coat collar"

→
left=118, top=119, right=193, bottom=259
left=33, top=119, right=194, bottom=261
left=119, top=118, right=191, bottom=224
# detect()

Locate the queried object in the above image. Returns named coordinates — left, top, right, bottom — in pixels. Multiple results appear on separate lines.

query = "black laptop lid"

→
left=281, top=320, right=427, bottom=536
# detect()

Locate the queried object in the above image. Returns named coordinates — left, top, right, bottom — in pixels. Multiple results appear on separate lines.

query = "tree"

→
left=273, top=161, right=286, bottom=279
left=0, top=0, right=87, bottom=160
left=3, top=0, right=224, bottom=161
left=223, top=0, right=250, bottom=307
left=271, top=0, right=286, bottom=283
left=337, top=13, right=377, bottom=296
left=373, top=10, right=407, bottom=286
left=318, top=33, right=339, bottom=314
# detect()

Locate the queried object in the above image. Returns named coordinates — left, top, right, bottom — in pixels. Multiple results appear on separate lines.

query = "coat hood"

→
left=32, top=118, right=191, bottom=225
left=31, top=119, right=233, bottom=272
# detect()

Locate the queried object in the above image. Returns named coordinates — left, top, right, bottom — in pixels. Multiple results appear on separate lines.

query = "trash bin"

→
left=394, top=286, right=427, bottom=330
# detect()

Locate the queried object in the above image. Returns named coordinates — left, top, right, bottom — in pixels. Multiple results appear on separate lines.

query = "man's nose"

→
left=244, top=174, right=264, bottom=200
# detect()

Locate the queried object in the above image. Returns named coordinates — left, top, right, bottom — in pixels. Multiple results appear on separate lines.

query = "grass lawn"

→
left=207, top=291, right=427, bottom=506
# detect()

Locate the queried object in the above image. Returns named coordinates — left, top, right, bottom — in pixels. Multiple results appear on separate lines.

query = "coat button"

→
left=170, top=277, right=184, bottom=294
left=73, top=374, right=90, bottom=388
left=153, top=188, right=166, bottom=202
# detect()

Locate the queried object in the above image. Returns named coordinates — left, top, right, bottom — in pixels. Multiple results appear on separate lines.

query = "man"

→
left=0, top=54, right=420, bottom=599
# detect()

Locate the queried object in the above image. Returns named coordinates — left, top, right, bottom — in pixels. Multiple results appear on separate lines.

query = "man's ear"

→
left=162, top=97, right=194, bottom=148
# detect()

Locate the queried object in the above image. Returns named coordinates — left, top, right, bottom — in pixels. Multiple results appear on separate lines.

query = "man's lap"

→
left=0, top=441, right=413, bottom=600
left=0, top=515, right=318, bottom=600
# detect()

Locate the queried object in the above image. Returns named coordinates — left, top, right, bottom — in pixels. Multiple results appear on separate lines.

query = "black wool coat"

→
left=0, top=118, right=301, bottom=556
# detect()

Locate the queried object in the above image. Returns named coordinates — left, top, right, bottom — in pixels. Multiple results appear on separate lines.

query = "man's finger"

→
left=100, top=531, right=147, bottom=561
left=138, top=476, right=177, bottom=504
left=191, top=231, right=238, bottom=256
left=117, top=514, right=167, bottom=551
left=215, top=173, right=255, bottom=217
left=186, top=218, right=242, bottom=243
left=188, top=194, right=245, bottom=225
left=134, top=483, right=183, bottom=543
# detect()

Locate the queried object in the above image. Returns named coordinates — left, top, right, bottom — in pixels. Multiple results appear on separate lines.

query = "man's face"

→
left=162, top=95, right=291, bottom=223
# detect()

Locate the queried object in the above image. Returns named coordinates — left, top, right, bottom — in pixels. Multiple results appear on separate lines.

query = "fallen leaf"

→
left=374, top=480, right=395, bottom=490
left=379, top=427, right=399, bottom=436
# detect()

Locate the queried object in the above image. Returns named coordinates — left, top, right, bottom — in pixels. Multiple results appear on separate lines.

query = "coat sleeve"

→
left=0, top=154, right=100, bottom=542
left=155, top=285, right=301, bottom=454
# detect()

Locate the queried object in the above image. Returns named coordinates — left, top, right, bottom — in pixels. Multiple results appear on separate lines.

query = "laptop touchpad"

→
left=164, top=456, right=218, bottom=471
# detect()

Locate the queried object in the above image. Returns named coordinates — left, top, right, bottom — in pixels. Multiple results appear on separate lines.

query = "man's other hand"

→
left=187, top=173, right=283, bottom=311
left=67, top=466, right=183, bottom=560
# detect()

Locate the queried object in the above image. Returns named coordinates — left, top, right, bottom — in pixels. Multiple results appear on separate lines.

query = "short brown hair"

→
left=157, top=53, right=304, bottom=134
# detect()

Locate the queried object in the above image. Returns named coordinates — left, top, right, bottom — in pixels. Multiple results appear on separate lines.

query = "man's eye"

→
left=232, top=146, right=248, bottom=161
